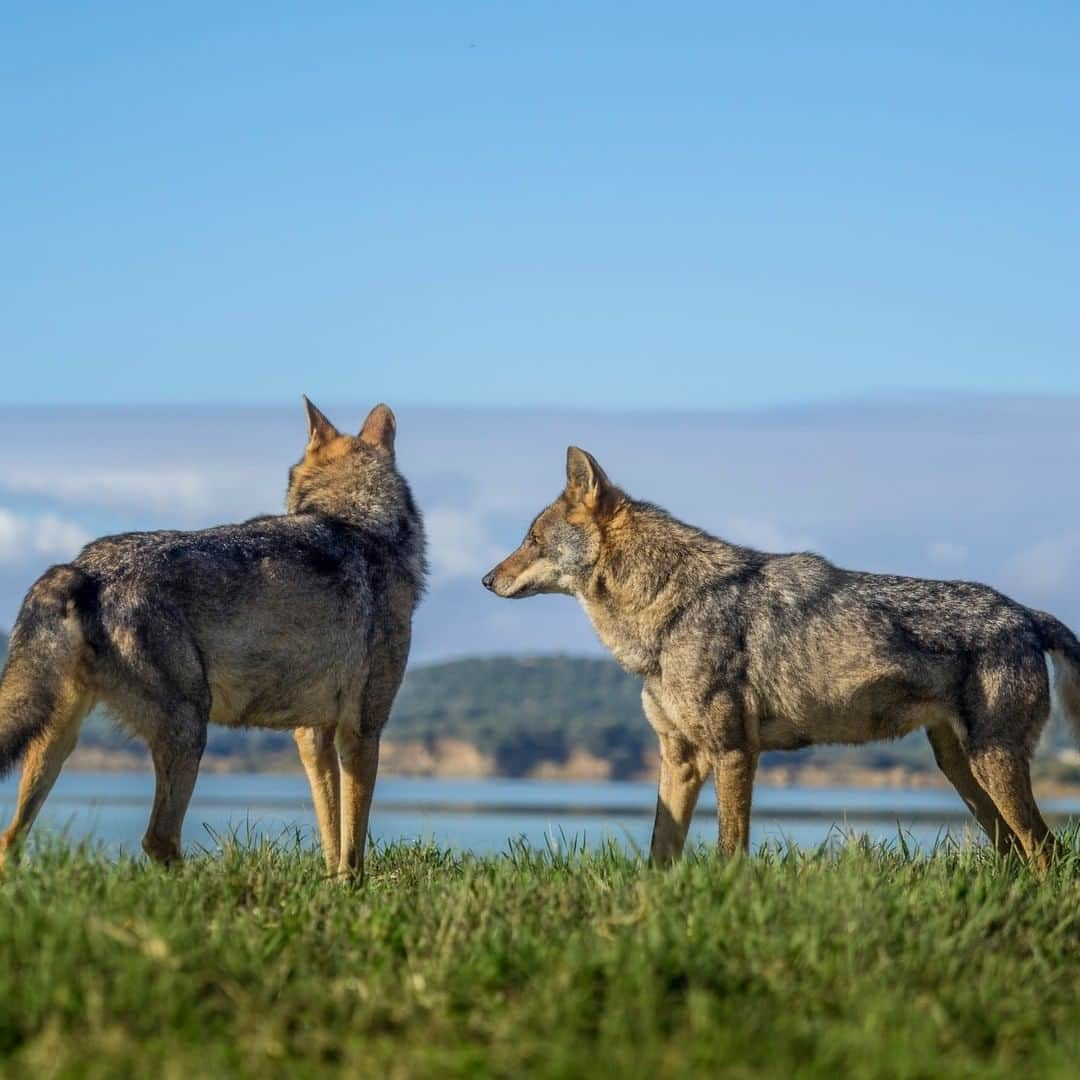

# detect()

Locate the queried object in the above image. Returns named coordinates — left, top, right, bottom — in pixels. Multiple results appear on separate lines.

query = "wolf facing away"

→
left=483, top=448, right=1080, bottom=870
left=0, top=400, right=426, bottom=878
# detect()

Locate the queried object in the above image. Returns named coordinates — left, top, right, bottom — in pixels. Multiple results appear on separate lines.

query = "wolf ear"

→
left=302, top=396, right=340, bottom=449
left=566, top=446, right=616, bottom=514
left=359, top=403, right=396, bottom=453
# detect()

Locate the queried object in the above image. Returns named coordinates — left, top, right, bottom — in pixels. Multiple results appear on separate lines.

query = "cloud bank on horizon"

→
left=0, top=398, right=1078, bottom=661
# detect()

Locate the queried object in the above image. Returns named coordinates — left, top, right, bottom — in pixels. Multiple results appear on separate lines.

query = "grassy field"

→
left=1, top=834, right=1078, bottom=1078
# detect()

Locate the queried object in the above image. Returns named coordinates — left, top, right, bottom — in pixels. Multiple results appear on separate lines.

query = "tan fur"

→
left=294, top=726, right=341, bottom=869
left=484, top=446, right=1075, bottom=870
left=359, top=403, right=396, bottom=452
left=0, top=625, right=93, bottom=868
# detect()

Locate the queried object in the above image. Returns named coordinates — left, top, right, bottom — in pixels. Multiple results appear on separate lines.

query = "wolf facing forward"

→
left=483, top=448, right=1080, bottom=870
left=0, top=400, right=425, bottom=878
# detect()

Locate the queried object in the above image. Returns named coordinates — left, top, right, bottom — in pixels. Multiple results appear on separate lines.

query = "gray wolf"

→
left=0, top=399, right=426, bottom=878
left=482, top=447, right=1080, bottom=870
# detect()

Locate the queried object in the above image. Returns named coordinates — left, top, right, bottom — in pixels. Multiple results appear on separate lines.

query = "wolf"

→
left=483, top=447, right=1080, bottom=870
left=0, top=399, right=425, bottom=878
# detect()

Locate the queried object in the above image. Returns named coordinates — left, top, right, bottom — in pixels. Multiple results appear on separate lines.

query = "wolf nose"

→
left=481, top=571, right=496, bottom=591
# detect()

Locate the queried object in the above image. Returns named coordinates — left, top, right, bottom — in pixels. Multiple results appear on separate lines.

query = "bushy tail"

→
left=0, top=565, right=95, bottom=776
left=1034, top=610, right=1080, bottom=743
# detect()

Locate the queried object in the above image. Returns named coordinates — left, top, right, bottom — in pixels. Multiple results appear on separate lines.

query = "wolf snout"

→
left=481, top=570, right=497, bottom=591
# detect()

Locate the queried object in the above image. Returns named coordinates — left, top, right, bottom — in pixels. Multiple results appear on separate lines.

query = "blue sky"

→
left=3, top=3, right=1078, bottom=409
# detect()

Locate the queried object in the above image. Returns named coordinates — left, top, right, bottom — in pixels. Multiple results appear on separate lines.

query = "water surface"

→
left=4, top=772, right=1078, bottom=857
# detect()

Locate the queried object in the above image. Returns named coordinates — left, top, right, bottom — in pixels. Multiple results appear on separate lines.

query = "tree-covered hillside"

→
left=389, top=656, right=649, bottom=776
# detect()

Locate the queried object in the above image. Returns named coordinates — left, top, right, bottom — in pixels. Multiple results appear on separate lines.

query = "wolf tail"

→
left=1033, top=610, right=1080, bottom=743
left=0, top=565, right=96, bottom=776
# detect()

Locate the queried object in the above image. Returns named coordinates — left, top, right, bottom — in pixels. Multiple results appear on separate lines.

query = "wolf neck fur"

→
left=576, top=499, right=750, bottom=676
left=288, top=471, right=427, bottom=595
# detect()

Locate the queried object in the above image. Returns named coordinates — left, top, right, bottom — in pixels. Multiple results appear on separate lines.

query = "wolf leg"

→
left=0, top=687, right=91, bottom=867
left=649, top=732, right=709, bottom=865
left=294, top=725, right=340, bottom=871
left=714, top=749, right=758, bottom=858
left=968, top=746, right=1060, bottom=872
left=336, top=642, right=409, bottom=881
left=142, top=708, right=207, bottom=866
left=642, top=687, right=707, bottom=864
left=335, top=727, right=379, bottom=881
left=926, top=725, right=1019, bottom=855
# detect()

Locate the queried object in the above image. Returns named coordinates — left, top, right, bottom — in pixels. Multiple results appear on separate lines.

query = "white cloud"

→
left=721, top=516, right=816, bottom=553
left=1007, top=534, right=1080, bottom=594
left=0, top=467, right=280, bottom=523
left=424, top=507, right=505, bottom=585
left=0, top=509, right=92, bottom=565
left=0, top=468, right=212, bottom=516
left=926, top=540, right=968, bottom=567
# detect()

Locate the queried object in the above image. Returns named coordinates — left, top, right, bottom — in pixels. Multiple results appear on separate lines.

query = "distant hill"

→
left=389, top=656, right=650, bottom=776
left=0, top=634, right=1075, bottom=782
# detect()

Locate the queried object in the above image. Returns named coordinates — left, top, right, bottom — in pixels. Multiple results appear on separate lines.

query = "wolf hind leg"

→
left=925, top=725, right=1019, bottom=855
left=294, top=725, right=340, bottom=872
left=0, top=685, right=93, bottom=868
left=336, top=727, right=379, bottom=881
left=142, top=703, right=207, bottom=866
left=968, top=746, right=1059, bottom=872
left=336, top=644, right=410, bottom=882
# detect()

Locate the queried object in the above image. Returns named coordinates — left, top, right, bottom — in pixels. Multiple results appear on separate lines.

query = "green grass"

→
left=1, top=834, right=1078, bottom=1078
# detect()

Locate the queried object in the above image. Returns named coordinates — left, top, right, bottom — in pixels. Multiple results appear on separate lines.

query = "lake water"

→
left=3, top=771, right=1079, bottom=857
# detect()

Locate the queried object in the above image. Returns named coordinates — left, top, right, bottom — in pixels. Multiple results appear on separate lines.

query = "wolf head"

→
left=287, top=398, right=414, bottom=531
left=482, top=447, right=623, bottom=599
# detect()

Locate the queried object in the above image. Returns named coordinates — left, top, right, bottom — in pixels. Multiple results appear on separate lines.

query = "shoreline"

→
left=61, top=746, right=1080, bottom=799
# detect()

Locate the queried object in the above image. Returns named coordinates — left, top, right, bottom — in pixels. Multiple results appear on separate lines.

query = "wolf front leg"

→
left=713, top=748, right=758, bottom=858
left=642, top=684, right=707, bottom=865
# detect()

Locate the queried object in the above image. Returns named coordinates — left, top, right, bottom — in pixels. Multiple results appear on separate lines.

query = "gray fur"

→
left=484, top=446, right=1080, bottom=868
left=0, top=401, right=425, bottom=875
